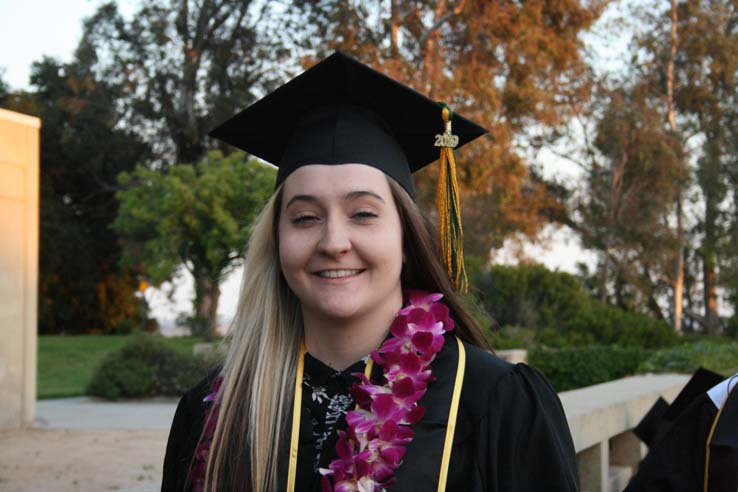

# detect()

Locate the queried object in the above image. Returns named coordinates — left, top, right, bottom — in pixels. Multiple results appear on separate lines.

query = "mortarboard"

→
left=209, top=51, right=488, bottom=292
left=663, top=367, right=724, bottom=421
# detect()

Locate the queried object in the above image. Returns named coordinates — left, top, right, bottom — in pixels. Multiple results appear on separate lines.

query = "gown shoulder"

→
left=458, top=342, right=580, bottom=492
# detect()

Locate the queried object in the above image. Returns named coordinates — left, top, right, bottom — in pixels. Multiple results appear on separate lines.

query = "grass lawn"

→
left=37, top=334, right=204, bottom=399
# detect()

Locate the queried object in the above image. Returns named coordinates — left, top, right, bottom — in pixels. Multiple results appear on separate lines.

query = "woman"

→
left=161, top=51, right=580, bottom=492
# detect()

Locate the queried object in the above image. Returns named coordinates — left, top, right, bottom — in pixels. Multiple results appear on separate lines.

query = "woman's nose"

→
left=317, top=217, right=351, bottom=257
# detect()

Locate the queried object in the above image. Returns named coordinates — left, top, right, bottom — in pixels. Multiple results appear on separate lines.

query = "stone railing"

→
left=559, top=374, right=689, bottom=492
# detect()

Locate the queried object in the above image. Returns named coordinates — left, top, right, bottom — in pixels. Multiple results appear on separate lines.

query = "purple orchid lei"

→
left=190, top=290, right=453, bottom=492
left=320, top=290, right=454, bottom=492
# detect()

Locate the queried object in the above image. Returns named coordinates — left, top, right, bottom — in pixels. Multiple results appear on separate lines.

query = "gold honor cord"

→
left=437, top=337, right=466, bottom=492
left=286, top=345, right=375, bottom=492
left=703, top=376, right=738, bottom=492
left=287, top=342, right=306, bottom=492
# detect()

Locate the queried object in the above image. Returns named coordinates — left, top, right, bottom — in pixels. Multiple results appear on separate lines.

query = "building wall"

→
left=0, top=108, right=40, bottom=428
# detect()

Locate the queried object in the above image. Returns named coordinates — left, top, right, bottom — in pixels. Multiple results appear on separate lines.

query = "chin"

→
left=301, top=288, right=401, bottom=323
left=309, top=297, right=367, bottom=321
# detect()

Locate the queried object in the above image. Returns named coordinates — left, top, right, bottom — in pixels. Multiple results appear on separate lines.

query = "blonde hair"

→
left=200, top=178, right=488, bottom=492
left=202, top=186, right=301, bottom=492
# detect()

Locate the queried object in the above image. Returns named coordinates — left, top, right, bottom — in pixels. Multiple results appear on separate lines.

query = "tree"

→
left=114, top=151, right=275, bottom=339
left=291, top=0, right=607, bottom=259
left=666, top=0, right=686, bottom=333
left=576, top=85, right=687, bottom=318
left=3, top=57, right=151, bottom=334
left=77, top=0, right=293, bottom=166
left=74, top=0, right=298, bottom=333
left=640, top=0, right=738, bottom=333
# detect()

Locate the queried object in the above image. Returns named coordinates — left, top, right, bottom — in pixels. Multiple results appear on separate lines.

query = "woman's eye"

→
left=292, top=214, right=319, bottom=225
left=352, top=211, right=378, bottom=220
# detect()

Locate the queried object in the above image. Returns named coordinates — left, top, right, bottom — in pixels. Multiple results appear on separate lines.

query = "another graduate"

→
left=161, top=51, right=580, bottom=492
left=626, top=369, right=738, bottom=492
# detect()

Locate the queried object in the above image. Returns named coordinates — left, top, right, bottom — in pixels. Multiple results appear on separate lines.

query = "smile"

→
left=314, top=269, right=364, bottom=278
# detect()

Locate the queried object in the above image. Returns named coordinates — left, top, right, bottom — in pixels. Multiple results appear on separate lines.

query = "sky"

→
left=1, top=0, right=620, bottom=328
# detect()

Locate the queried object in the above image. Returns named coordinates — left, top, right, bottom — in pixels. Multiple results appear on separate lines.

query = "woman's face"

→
left=278, top=164, right=404, bottom=324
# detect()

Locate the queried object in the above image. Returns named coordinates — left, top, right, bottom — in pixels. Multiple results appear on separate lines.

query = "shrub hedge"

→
left=474, top=263, right=679, bottom=350
left=529, top=345, right=647, bottom=392
left=559, top=303, right=679, bottom=349
left=638, top=339, right=738, bottom=375
left=475, top=263, right=590, bottom=332
left=87, top=334, right=219, bottom=399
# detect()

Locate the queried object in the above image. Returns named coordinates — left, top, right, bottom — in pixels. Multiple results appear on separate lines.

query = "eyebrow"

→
left=285, top=190, right=386, bottom=209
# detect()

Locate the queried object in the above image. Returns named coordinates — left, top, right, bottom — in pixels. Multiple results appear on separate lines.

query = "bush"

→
left=560, top=303, right=679, bottom=348
left=638, top=339, right=738, bottom=375
left=529, top=345, right=647, bottom=392
left=726, top=316, right=738, bottom=339
left=488, top=325, right=537, bottom=350
left=87, top=334, right=216, bottom=399
left=475, top=263, right=591, bottom=332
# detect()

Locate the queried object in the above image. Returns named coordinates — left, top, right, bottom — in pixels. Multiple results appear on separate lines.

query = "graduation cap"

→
left=663, top=367, right=725, bottom=421
left=633, top=396, right=670, bottom=448
left=209, top=51, right=488, bottom=292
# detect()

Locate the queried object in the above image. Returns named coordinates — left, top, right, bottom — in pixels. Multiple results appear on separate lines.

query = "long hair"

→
left=200, top=177, right=488, bottom=492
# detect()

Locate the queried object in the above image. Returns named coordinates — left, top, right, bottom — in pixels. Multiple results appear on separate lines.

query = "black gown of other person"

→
left=161, top=333, right=580, bottom=492
left=625, top=373, right=738, bottom=492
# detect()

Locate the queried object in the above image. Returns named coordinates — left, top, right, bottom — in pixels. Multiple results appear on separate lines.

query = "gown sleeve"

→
left=162, top=390, right=197, bottom=492
left=485, top=363, right=580, bottom=492
left=161, top=371, right=217, bottom=492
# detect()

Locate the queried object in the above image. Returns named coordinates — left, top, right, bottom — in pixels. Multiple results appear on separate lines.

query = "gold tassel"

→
left=435, top=103, right=467, bottom=293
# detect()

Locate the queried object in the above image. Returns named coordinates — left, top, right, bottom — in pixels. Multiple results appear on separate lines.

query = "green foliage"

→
left=559, top=303, right=679, bottom=348
left=638, top=339, right=738, bottom=375
left=115, top=151, right=274, bottom=284
left=86, top=334, right=217, bottom=399
left=473, top=263, right=680, bottom=349
left=114, top=151, right=275, bottom=338
left=529, top=345, right=647, bottom=392
left=476, top=263, right=591, bottom=331
left=726, top=316, right=738, bottom=339
left=487, top=326, right=537, bottom=350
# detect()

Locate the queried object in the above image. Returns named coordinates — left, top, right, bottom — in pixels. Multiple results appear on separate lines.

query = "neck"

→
left=302, top=296, right=403, bottom=371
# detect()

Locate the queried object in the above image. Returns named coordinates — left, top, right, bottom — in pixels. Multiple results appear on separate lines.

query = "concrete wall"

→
left=0, top=108, right=40, bottom=428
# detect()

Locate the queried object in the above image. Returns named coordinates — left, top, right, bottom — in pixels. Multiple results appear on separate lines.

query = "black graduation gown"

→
left=161, top=335, right=580, bottom=492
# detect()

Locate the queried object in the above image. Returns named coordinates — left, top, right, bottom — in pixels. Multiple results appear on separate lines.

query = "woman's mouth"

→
left=314, top=269, right=365, bottom=279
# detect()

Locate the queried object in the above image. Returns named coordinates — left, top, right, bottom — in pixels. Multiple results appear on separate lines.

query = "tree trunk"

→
left=673, top=194, right=684, bottom=332
left=599, top=250, right=609, bottom=303
left=702, top=248, right=720, bottom=334
left=390, top=0, right=399, bottom=56
left=667, top=0, right=684, bottom=333
left=194, top=273, right=221, bottom=341
left=702, top=184, right=720, bottom=334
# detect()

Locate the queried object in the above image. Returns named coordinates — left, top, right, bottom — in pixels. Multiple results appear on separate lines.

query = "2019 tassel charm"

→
left=434, top=103, right=468, bottom=294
